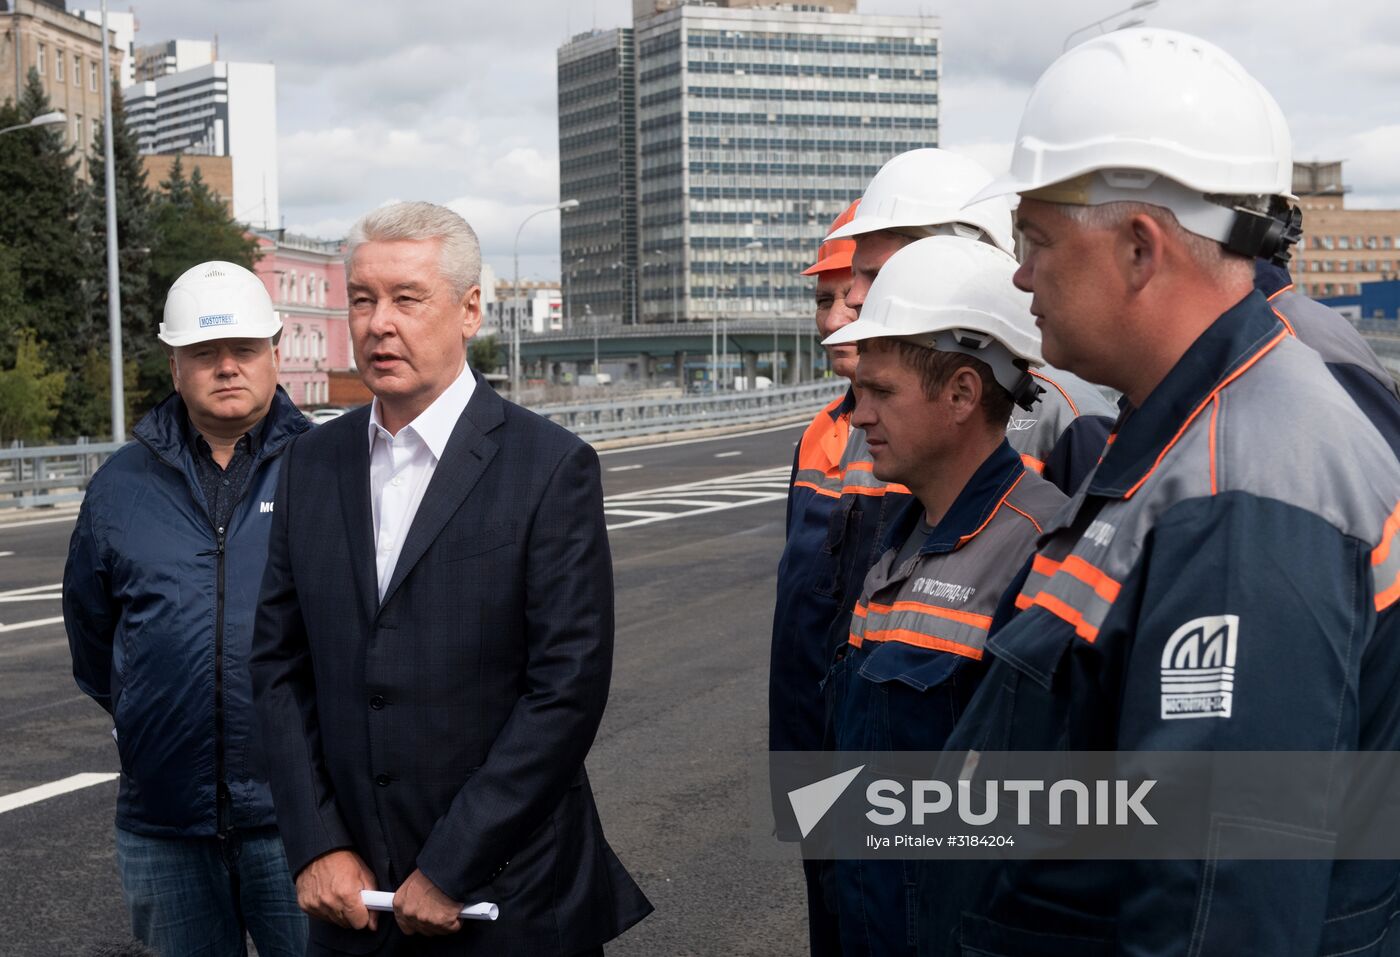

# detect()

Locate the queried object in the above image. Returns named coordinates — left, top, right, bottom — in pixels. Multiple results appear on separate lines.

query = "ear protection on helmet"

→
left=1224, top=199, right=1303, bottom=267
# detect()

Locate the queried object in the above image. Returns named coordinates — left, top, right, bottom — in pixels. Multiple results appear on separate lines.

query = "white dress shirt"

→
left=368, top=363, right=476, bottom=601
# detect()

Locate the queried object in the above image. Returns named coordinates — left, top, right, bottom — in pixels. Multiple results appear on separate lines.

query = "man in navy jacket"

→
left=64, top=261, right=310, bottom=957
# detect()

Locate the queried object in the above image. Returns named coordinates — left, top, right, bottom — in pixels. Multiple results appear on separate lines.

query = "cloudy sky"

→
left=112, top=0, right=1400, bottom=281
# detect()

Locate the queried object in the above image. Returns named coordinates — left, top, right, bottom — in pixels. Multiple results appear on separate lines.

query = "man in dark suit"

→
left=251, top=201, right=651, bottom=955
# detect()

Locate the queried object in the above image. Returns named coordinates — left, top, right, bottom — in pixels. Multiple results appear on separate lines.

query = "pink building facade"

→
left=252, top=232, right=353, bottom=408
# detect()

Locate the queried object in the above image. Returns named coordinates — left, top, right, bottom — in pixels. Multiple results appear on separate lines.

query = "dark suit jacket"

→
left=251, top=375, right=651, bottom=955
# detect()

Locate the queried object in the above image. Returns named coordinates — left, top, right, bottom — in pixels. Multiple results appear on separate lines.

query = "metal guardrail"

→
left=0, top=441, right=124, bottom=510
left=0, top=381, right=845, bottom=510
left=540, top=379, right=846, bottom=441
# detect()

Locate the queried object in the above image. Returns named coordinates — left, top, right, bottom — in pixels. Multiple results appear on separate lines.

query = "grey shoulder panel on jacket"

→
left=1272, top=289, right=1399, bottom=397
left=1213, top=335, right=1400, bottom=546
left=1007, top=469, right=1071, bottom=530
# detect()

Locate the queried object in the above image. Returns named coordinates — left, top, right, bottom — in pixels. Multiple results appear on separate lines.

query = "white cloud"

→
left=123, top=0, right=1400, bottom=278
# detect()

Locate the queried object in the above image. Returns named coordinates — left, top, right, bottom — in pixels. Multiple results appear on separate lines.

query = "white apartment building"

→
left=124, top=60, right=279, bottom=229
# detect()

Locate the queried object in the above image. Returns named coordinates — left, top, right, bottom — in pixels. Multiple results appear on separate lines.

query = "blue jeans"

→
left=116, top=825, right=307, bottom=957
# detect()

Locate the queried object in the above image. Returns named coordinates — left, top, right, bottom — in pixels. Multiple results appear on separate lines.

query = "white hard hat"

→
left=825, top=148, right=1016, bottom=255
left=824, top=237, right=1043, bottom=409
left=967, top=29, right=1298, bottom=259
left=159, top=261, right=282, bottom=348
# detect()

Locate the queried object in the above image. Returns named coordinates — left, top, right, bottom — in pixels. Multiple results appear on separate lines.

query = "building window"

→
left=55, top=49, right=64, bottom=82
left=1339, top=236, right=1351, bottom=250
left=73, top=54, right=80, bottom=86
left=90, top=61, right=98, bottom=91
left=1322, top=236, right=1335, bottom=250
left=92, top=118, right=100, bottom=144
left=37, top=44, right=46, bottom=75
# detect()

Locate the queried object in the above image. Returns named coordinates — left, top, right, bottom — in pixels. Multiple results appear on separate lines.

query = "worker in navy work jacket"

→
left=917, top=29, right=1400, bottom=956
left=821, top=238, right=1067, bottom=957
left=770, top=198, right=884, bottom=957
left=64, top=261, right=310, bottom=956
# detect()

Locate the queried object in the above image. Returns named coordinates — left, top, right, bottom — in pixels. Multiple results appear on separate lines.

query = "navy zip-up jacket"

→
left=64, top=388, right=309, bottom=837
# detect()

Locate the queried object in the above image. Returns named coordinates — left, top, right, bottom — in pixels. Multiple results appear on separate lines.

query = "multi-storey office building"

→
left=557, top=1, right=939, bottom=329
left=558, top=27, right=638, bottom=326
left=633, top=2, right=939, bottom=324
left=124, top=60, right=279, bottom=228
left=131, top=38, right=214, bottom=83
left=1290, top=161, right=1400, bottom=299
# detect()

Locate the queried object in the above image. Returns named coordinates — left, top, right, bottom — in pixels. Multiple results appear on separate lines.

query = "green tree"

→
left=0, top=246, right=22, bottom=365
left=0, top=69, right=87, bottom=365
left=0, top=330, right=68, bottom=443
left=468, top=334, right=503, bottom=374
left=54, top=346, right=145, bottom=441
left=65, top=84, right=158, bottom=435
left=149, top=158, right=260, bottom=292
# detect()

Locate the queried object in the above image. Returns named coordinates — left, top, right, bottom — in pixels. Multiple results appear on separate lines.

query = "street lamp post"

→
left=1063, top=0, right=1158, bottom=50
left=512, top=198, right=579, bottom=395
left=652, top=248, right=681, bottom=323
left=98, top=0, right=124, bottom=442
left=588, top=305, right=598, bottom=375
left=712, top=240, right=762, bottom=391
left=0, top=110, right=67, bottom=138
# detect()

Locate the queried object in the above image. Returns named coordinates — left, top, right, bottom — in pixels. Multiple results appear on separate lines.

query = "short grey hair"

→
left=345, top=201, right=482, bottom=299
left=1053, top=199, right=1256, bottom=284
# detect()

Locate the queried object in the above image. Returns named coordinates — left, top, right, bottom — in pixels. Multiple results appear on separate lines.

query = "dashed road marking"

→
left=608, top=465, right=644, bottom=473
left=605, top=466, right=789, bottom=531
left=0, top=616, right=65, bottom=634
left=0, top=773, right=119, bottom=815
left=714, top=451, right=742, bottom=458
left=0, top=513, right=80, bottom=531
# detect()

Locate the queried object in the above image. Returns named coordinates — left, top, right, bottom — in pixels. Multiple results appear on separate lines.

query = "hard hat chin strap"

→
left=905, top=330, right=1042, bottom=412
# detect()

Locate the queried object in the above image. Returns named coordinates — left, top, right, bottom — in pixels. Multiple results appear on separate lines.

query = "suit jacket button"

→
left=375, top=773, right=391, bottom=787
left=369, top=695, right=386, bottom=710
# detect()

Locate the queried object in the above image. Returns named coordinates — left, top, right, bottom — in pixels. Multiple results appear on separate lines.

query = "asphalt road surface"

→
left=0, top=419, right=810, bottom=956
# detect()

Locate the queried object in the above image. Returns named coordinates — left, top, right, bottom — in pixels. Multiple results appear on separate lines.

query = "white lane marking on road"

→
left=0, top=595, right=64, bottom=604
left=0, top=583, right=61, bottom=597
left=608, top=465, right=644, bottom=472
left=0, top=551, right=13, bottom=558
left=0, top=773, right=119, bottom=815
left=605, top=466, right=789, bottom=531
left=714, top=451, right=742, bottom=458
left=0, top=513, right=80, bottom=531
left=0, top=616, right=65, bottom=634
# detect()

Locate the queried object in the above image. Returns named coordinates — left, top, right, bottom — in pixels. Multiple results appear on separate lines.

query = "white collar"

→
left=367, top=362, right=476, bottom=460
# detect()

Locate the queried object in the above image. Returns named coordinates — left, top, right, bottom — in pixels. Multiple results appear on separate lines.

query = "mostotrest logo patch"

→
left=198, top=313, right=236, bottom=328
left=1160, top=614, right=1238, bottom=720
